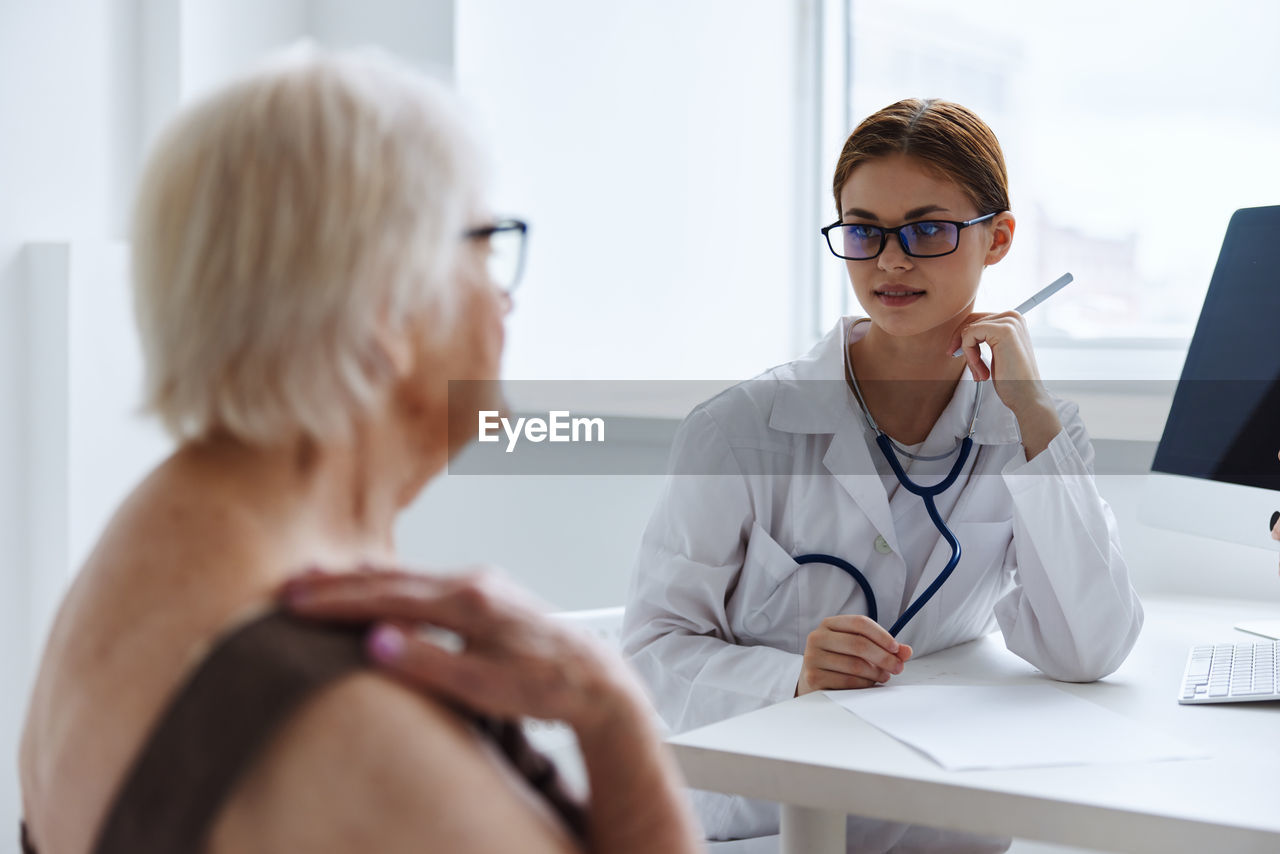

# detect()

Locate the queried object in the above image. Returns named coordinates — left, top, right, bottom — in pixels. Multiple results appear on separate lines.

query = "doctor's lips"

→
left=874, top=285, right=926, bottom=307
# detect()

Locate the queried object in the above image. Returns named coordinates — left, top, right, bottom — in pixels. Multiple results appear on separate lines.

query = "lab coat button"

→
left=874, top=535, right=892, bottom=555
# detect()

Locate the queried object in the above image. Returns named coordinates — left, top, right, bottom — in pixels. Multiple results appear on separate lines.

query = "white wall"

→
left=22, top=244, right=173, bottom=658
left=455, top=0, right=803, bottom=382
left=0, top=1, right=141, bottom=839
left=138, top=0, right=453, bottom=150
left=308, top=0, right=454, bottom=77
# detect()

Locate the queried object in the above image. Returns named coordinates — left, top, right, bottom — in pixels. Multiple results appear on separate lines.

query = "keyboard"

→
left=1179, top=641, right=1279, bottom=704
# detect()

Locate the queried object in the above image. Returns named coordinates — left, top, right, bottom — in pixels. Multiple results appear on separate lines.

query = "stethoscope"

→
left=794, top=319, right=985, bottom=638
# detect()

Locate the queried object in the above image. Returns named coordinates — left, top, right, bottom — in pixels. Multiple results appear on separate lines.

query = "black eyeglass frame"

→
left=463, top=218, right=529, bottom=292
left=820, top=211, right=999, bottom=260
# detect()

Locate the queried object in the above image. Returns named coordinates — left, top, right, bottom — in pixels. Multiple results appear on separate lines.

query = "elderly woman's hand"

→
left=281, top=568, right=641, bottom=733
left=281, top=567, right=704, bottom=854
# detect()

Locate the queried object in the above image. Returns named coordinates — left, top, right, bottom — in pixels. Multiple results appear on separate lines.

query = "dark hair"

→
left=831, top=98, right=1009, bottom=217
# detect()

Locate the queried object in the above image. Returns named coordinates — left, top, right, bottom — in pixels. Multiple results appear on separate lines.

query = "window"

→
left=839, top=0, right=1280, bottom=348
left=456, top=1, right=804, bottom=382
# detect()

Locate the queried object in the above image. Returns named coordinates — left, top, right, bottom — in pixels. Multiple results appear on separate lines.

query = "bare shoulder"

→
left=19, top=461, right=279, bottom=853
left=209, top=672, right=583, bottom=854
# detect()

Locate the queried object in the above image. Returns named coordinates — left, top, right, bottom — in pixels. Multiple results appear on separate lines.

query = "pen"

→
left=952, top=272, right=1074, bottom=357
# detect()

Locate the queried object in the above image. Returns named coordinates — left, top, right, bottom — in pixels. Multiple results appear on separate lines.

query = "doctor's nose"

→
left=877, top=235, right=913, bottom=272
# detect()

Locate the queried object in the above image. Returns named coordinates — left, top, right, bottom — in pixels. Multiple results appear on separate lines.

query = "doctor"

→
left=622, top=98, right=1144, bottom=852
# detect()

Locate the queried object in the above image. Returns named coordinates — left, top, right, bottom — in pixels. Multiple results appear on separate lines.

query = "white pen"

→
left=952, top=272, right=1074, bottom=357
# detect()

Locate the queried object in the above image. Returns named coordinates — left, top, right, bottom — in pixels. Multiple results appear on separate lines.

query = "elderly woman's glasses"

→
left=821, top=212, right=998, bottom=260
left=464, top=219, right=529, bottom=292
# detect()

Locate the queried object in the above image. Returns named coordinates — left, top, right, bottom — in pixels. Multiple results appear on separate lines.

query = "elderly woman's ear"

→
left=371, top=321, right=417, bottom=381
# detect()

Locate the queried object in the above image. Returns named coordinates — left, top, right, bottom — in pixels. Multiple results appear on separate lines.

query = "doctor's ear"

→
left=982, top=212, right=1016, bottom=267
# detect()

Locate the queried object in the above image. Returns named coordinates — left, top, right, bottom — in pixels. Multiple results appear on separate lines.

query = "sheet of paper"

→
left=826, top=685, right=1205, bottom=771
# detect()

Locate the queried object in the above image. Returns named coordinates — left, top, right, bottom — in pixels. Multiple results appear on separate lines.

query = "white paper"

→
left=826, top=685, right=1205, bottom=771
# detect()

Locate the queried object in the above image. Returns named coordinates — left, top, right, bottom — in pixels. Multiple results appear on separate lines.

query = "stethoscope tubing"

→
left=792, top=317, right=983, bottom=638
left=794, top=435, right=974, bottom=638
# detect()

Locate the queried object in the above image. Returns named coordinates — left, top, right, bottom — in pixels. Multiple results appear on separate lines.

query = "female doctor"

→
left=621, top=98, right=1144, bottom=852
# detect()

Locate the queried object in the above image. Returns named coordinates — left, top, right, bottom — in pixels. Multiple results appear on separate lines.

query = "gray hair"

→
left=132, top=45, right=483, bottom=444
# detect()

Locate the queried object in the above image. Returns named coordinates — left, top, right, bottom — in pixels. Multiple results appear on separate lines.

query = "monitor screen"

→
left=1152, top=205, right=1280, bottom=491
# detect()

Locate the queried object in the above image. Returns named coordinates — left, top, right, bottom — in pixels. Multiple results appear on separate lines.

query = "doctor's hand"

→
left=280, top=567, right=645, bottom=734
left=949, top=310, right=1062, bottom=460
left=795, top=614, right=913, bottom=696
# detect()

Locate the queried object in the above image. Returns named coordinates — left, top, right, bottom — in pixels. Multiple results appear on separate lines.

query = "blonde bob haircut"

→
left=132, top=46, right=482, bottom=446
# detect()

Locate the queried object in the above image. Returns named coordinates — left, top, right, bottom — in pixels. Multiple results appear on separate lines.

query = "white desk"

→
left=668, top=596, right=1280, bottom=853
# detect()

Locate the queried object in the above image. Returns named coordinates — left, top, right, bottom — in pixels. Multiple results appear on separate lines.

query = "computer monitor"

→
left=1142, top=205, right=1280, bottom=636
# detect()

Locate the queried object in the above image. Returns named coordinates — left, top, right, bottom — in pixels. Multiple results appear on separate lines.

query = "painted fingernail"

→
left=368, top=625, right=405, bottom=662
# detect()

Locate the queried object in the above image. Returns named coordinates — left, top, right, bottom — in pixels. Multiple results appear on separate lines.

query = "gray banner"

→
left=445, top=380, right=1278, bottom=481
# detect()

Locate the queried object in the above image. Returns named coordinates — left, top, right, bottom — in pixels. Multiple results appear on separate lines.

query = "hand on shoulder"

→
left=281, top=567, right=646, bottom=735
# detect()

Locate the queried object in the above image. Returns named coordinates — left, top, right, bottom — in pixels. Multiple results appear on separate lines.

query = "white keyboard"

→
left=1179, top=641, right=1279, bottom=704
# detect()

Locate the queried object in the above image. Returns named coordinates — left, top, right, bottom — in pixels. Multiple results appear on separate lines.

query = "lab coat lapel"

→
left=770, top=317, right=904, bottom=557
left=823, top=418, right=901, bottom=557
left=935, top=370, right=1022, bottom=447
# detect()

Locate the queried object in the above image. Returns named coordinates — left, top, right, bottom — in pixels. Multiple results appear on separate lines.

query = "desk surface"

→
left=668, top=596, right=1280, bottom=853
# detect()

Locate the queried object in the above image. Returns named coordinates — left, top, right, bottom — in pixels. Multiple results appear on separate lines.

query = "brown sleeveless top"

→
left=21, top=611, right=586, bottom=853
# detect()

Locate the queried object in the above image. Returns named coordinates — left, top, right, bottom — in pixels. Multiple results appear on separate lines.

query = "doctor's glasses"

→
left=821, top=212, right=997, bottom=261
left=464, top=218, right=529, bottom=293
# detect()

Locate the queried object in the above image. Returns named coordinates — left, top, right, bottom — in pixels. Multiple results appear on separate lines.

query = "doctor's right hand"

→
left=796, top=614, right=913, bottom=696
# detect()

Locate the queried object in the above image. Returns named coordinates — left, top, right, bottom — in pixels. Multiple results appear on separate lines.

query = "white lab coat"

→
left=622, top=319, right=1144, bottom=851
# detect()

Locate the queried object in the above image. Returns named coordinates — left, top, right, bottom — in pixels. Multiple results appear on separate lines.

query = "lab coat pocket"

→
left=727, top=522, right=803, bottom=653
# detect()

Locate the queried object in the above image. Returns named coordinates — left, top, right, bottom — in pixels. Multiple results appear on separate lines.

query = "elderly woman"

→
left=18, top=49, right=700, bottom=854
